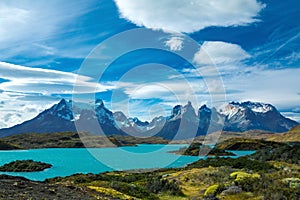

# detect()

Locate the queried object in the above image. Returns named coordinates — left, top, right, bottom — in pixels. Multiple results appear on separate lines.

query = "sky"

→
left=0, top=0, right=299, bottom=128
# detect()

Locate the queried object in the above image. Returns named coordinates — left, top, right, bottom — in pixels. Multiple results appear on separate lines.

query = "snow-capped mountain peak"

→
left=0, top=99, right=298, bottom=138
left=199, top=104, right=212, bottom=113
left=52, top=99, right=72, bottom=112
left=49, top=99, right=74, bottom=121
left=220, top=101, right=275, bottom=118
left=239, top=101, right=274, bottom=113
left=168, top=101, right=198, bottom=125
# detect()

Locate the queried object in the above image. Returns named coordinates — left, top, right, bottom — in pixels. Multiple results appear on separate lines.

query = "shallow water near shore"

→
left=0, top=144, right=255, bottom=181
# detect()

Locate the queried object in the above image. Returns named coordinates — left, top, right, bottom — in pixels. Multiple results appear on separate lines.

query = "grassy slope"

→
left=215, top=138, right=286, bottom=150
left=267, top=125, right=300, bottom=143
left=201, top=125, right=300, bottom=144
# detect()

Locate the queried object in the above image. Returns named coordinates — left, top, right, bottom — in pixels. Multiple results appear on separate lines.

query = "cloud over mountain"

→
left=0, top=62, right=113, bottom=95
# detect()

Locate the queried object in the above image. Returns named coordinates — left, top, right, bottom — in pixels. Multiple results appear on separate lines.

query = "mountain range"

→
left=0, top=99, right=298, bottom=140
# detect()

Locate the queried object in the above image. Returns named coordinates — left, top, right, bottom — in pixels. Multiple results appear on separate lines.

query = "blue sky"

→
left=0, top=0, right=299, bottom=128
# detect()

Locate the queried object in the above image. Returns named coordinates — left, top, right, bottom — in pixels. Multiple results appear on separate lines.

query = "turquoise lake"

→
left=0, top=144, right=255, bottom=181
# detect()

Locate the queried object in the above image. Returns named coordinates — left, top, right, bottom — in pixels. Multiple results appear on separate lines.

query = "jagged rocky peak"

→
left=95, top=99, right=104, bottom=108
left=132, top=117, right=149, bottom=126
left=49, top=99, right=74, bottom=121
left=182, top=101, right=197, bottom=118
left=183, top=101, right=194, bottom=111
left=151, top=116, right=166, bottom=123
left=199, top=104, right=211, bottom=113
left=172, top=105, right=182, bottom=117
left=167, top=101, right=198, bottom=125
left=53, top=98, right=72, bottom=111
left=113, top=111, right=127, bottom=121
left=170, top=101, right=197, bottom=119
left=172, top=102, right=194, bottom=113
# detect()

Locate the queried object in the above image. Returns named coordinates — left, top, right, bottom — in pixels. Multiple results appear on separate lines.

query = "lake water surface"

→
left=0, top=144, right=254, bottom=181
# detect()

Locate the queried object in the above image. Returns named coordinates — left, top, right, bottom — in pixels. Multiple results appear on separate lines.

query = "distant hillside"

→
left=200, top=130, right=276, bottom=144
left=0, top=132, right=168, bottom=150
left=215, top=138, right=286, bottom=150
left=267, top=125, right=300, bottom=143
left=0, top=132, right=118, bottom=149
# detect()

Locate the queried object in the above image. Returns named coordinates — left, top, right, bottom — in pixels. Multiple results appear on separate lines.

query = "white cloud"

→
left=281, top=112, right=300, bottom=123
left=129, top=84, right=174, bottom=99
left=0, top=6, right=31, bottom=43
left=0, top=0, right=97, bottom=61
left=0, top=61, right=113, bottom=94
left=223, top=68, right=300, bottom=114
left=0, top=91, right=55, bottom=128
left=0, top=61, right=115, bottom=128
left=114, top=0, right=265, bottom=33
left=112, top=78, right=221, bottom=112
left=165, top=36, right=184, bottom=51
left=194, top=41, right=251, bottom=65
left=284, top=52, right=300, bottom=64
left=0, top=0, right=94, bottom=45
left=179, top=41, right=300, bottom=122
left=121, top=80, right=206, bottom=100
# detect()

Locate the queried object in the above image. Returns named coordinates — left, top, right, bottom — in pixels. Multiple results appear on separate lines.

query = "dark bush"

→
left=146, top=176, right=184, bottom=196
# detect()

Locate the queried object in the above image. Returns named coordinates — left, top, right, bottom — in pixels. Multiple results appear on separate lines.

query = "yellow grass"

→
left=88, top=186, right=137, bottom=200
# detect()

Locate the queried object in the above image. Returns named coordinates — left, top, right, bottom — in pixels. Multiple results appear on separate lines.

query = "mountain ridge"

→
left=0, top=99, right=298, bottom=139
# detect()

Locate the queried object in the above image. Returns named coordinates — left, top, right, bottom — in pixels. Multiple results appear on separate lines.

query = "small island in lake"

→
left=0, top=160, right=52, bottom=172
left=174, top=142, right=236, bottom=156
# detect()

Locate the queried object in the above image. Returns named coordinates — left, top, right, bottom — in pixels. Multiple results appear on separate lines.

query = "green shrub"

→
left=204, top=184, right=219, bottom=197
left=229, top=171, right=261, bottom=192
